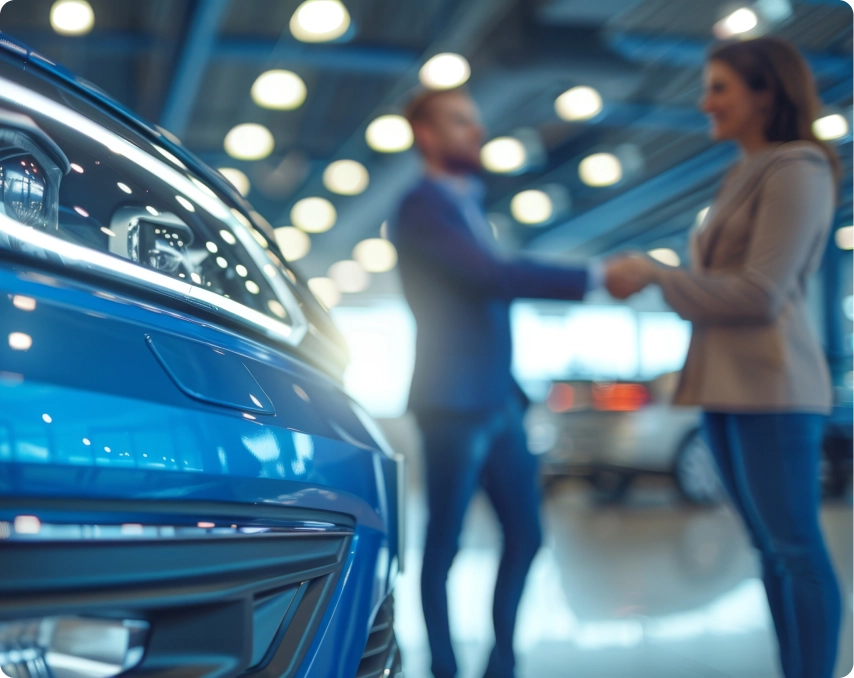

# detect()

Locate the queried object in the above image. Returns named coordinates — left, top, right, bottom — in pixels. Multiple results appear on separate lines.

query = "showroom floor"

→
left=392, top=468, right=853, bottom=678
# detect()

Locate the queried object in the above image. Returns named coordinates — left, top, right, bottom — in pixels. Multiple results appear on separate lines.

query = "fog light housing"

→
left=0, top=617, right=148, bottom=678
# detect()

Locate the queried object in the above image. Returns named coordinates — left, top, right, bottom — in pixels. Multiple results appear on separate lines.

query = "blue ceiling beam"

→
left=213, top=38, right=417, bottom=75
left=160, top=0, right=230, bottom=138
left=10, top=29, right=417, bottom=77
left=608, top=33, right=852, bottom=83
left=527, top=142, right=739, bottom=254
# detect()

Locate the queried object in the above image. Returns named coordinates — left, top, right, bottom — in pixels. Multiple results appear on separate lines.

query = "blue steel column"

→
left=160, top=0, right=230, bottom=139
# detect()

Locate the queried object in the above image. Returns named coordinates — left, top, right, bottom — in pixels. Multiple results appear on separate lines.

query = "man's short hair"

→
left=404, top=87, right=469, bottom=126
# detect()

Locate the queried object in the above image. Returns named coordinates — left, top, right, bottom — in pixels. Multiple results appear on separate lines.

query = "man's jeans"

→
left=417, top=398, right=542, bottom=678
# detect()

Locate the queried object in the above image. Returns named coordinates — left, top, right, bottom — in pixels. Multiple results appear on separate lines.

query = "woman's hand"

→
left=605, top=255, right=659, bottom=299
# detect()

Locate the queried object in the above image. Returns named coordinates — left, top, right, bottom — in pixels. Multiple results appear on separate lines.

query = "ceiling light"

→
left=308, top=277, right=341, bottom=308
left=218, top=167, right=251, bottom=196
left=117, top=182, right=132, bottom=194
left=353, top=238, right=397, bottom=272
left=555, top=86, right=603, bottom=122
left=419, top=53, right=471, bottom=90
left=219, top=229, right=236, bottom=245
left=50, top=0, right=94, bottom=36
left=366, top=115, right=413, bottom=153
left=70, top=163, right=83, bottom=173
left=813, top=114, right=849, bottom=141
left=175, top=195, right=195, bottom=212
left=481, top=137, right=527, bottom=174
left=251, top=70, right=307, bottom=110
left=245, top=280, right=261, bottom=295
left=329, top=260, right=370, bottom=293
left=290, top=0, right=350, bottom=43
left=12, top=295, right=36, bottom=311
left=835, top=225, right=853, bottom=250
left=714, top=8, right=758, bottom=39
left=224, top=123, right=274, bottom=161
left=579, top=152, right=622, bottom=187
left=291, top=197, right=337, bottom=233
left=8, top=332, right=32, bottom=351
left=274, top=226, right=311, bottom=261
left=323, top=159, right=370, bottom=195
left=510, top=190, right=553, bottom=225
left=648, top=248, right=681, bottom=267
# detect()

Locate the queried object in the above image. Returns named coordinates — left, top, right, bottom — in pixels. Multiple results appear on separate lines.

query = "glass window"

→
left=0, top=61, right=307, bottom=347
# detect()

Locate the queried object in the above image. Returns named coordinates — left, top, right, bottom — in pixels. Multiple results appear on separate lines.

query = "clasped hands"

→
left=604, top=254, right=660, bottom=300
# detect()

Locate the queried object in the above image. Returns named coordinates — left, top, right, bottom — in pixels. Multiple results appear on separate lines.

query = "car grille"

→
left=355, top=595, right=403, bottom=678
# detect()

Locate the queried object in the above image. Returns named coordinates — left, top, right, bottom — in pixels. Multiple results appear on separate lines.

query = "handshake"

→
left=603, top=254, right=661, bottom=300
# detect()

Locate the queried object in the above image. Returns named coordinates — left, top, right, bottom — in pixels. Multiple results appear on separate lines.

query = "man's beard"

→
left=442, top=152, right=482, bottom=175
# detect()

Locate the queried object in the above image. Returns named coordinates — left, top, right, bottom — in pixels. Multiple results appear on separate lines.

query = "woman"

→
left=608, top=37, right=842, bottom=678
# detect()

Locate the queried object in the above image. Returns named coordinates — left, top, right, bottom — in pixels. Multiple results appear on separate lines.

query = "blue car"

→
left=0, top=33, right=404, bottom=678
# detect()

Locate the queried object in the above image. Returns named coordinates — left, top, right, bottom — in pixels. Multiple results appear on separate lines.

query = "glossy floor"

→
left=393, top=475, right=853, bottom=678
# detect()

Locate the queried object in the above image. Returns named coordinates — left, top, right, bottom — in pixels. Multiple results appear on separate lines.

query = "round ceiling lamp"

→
left=224, top=124, right=275, bottom=161
left=290, top=0, right=350, bottom=43
left=251, top=70, right=307, bottom=110
left=365, top=115, right=413, bottom=153
left=648, top=248, right=681, bottom=267
left=50, top=0, right=94, bottom=36
left=510, top=190, right=553, bottom=225
left=555, top=86, right=602, bottom=122
left=308, top=277, right=341, bottom=309
left=291, top=197, right=337, bottom=233
left=329, top=260, right=370, bottom=294
left=217, top=168, right=251, bottom=196
left=578, top=152, right=622, bottom=187
left=274, top=227, right=311, bottom=261
left=353, top=238, right=397, bottom=273
left=323, top=159, right=370, bottom=195
left=481, top=137, right=527, bottom=174
left=419, top=53, right=471, bottom=90
left=813, top=113, right=849, bottom=141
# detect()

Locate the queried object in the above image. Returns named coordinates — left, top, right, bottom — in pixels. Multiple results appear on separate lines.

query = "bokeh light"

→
left=419, top=53, right=471, bottom=90
left=835, top=225, right=853, bottom=250
left=481, top=137, right=527, bottom=174
left=329, top=260, right=370, bottom=293
left=555, top=86, right=603, bottom=122
left=291, top=197, right=337, bottom=233
left=813, top=114, right=849, bottom=141
left=353, top=238, right=398, bottom=273
left=251, top=70, right=307, bottom=110
left=50, top=0, right=94, bottom=36
left=511, top=190, right=553, bottom=225
left=224, top=123, right=274, bottom=161
left=218, top=168, right=251, bottom=196
left=308, top=277, right=341, bottom=308
left=323, top=159, right=370, bottom=195
left=648, top=248, right=681, bottom=267
left=290, top=0, right=350, bottom=43
left=366, top=115, right=413, bottom=153
left=274, top=226, right=311, bottom=261
left=713, top=7, right=758, bottom=39
left=579, top=152, right=622, bottom=187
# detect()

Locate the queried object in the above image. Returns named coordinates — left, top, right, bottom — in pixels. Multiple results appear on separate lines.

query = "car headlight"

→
left=0, top=617, right=148, bottom=678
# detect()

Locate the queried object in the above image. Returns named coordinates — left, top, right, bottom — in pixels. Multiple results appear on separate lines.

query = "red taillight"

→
left=592, top=383, right=651, bottom=411
left=547, top=383, right=575, bottom=413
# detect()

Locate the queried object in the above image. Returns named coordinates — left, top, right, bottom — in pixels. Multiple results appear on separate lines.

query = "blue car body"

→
left=0, top=34, right=403, bottom=678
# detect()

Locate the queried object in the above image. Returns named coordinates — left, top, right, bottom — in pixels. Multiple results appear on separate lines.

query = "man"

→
left=389, top=88, right=601, bottom=678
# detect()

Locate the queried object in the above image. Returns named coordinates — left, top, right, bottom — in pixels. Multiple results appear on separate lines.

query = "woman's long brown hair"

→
left=709, top=37, right=841, bottom=187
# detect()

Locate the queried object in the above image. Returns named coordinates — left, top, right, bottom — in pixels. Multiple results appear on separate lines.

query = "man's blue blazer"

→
left=391, top=178, right=589, bottom=413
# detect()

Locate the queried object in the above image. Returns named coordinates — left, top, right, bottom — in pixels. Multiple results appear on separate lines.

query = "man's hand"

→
left=605, top=255, right=659, bottom=299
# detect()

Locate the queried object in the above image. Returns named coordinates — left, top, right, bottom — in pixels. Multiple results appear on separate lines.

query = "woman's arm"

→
left=656, top=152, right=833, bottom=325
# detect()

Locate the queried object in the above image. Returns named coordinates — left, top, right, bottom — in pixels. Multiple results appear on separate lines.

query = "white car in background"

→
left=526, top=372, right=724, bottom=504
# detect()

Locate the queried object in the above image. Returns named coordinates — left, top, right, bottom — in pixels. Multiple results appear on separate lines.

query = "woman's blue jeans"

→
left=704, top=412, right=842, bottom=678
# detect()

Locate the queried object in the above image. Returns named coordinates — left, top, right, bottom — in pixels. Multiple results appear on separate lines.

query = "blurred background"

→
left=0, top=0, right=851, bottom=676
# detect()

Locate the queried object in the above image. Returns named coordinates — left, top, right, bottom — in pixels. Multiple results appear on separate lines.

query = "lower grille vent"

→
left=356, top=595, right=403, bottom=678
